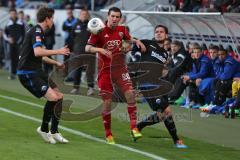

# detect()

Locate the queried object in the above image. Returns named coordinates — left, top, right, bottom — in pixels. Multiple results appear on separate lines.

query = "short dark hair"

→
left=155, top=24, right=168, bottom=34
left=219, top=47, right=227, bottom=54
left=165, top=38, right=172, bottom=43
left=9, top=8, right=17, bottom=13
left=37, top=7, right=54, bottom=23
left=18, top=10, right=24, bottom=14
left=108, top=7, right=122, bottom=18
left=171, top=40, right=182, bottom=46
left=193, top=43, right=202, bottom=51
left=209, top=45, right=219, bottom=51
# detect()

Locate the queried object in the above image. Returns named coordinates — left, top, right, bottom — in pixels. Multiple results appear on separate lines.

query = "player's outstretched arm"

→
left=131, top=38, right=146, bottom=53
left=42, top=56, right=65, bottom=69
left=34, top=46, right=70, bottom=57
left=85, top=44, right=112, bottom=58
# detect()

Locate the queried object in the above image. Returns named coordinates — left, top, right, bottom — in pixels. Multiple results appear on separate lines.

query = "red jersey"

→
left=87, top=25, right=131, bottom=75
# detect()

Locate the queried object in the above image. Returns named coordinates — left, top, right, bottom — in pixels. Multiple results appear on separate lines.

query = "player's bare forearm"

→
left=42, top=56, right=57, bottom=65
left=130, top=38, right=146, bottom=52
left=85, top=44, right=102, bottom=53
left=34, top=46, right=69, bottom=57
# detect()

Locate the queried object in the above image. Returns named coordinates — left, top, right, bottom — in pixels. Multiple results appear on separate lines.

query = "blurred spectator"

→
left=171, top=0, right=191, bottom=12
left=202, top=43, right=209, bottom=57
left=74, top=0, right=90, bottom=9
left=62, top=8, right=77, bottom=81
left=167, top=40, right=189, bottom=83
left=163, top=38, right=171, bottom=55
left=169, top=43, right=213, bottom=104
left=227, top=0, right=240, bottom=13
left=191, top=0, right=202, bottom=12
left=24, top=14, right=34, bottom=30
left=0, top=29, right=4, bottom=67
left=8, top=0, right=15, bottom=8
left=0, top=0, right=8, bottom=6
left=213, top=48, right=238, bottom=105
left=70, top=8, right=96, bottom=95
left=206, top=2, right=219, bottom=12
left=4, top=8, right=25, bottom=80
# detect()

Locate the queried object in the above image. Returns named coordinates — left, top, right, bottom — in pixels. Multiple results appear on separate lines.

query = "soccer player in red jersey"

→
left=85, top=7, right=146, bottom=144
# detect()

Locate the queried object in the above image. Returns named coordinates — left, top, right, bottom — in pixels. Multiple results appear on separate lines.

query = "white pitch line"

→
left=0, top=94, right=167, bottom=160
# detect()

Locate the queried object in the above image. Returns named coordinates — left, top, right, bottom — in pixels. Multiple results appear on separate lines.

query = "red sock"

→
left=102, top=111, right=112, bottom=137
left=127, top=104, right=137, bottom=129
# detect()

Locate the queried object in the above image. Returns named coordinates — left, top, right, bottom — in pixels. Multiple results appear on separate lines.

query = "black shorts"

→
left=139, top=84, right=169, bottom=112
left=144, top=96, right=169, bottom=112
left=18, top=71, right=57, bottom=98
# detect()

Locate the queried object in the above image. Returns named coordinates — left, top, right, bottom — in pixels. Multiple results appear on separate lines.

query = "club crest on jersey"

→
left=119, top=32, right=123, bottom=38
left=36, top=28, right=41, bottom=33
left=36, top=36, right=42, bottom=42
left=41, top=85, right=48, bottom=92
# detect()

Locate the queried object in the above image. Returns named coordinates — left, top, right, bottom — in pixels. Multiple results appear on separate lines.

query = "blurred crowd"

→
left=170, top=0, right=240, bottom=13
left=130, top=38, right=240, bottom=118
left=0, top=0, right=118, bottom=10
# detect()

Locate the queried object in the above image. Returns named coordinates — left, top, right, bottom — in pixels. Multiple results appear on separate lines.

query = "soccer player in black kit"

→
left=131, top=25, right=187, bottom=148
left=17, top=7, right=70, bottom=144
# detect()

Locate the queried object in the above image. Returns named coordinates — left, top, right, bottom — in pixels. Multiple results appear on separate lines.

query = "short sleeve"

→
left=87, top=33, right=99, bottom=46
left=122, top=26, right=131, bottom=41
left=32, top=27, right=43, bottom=48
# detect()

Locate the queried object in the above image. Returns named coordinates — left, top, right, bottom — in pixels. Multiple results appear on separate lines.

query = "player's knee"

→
left=103, top=99, right=112, bottom=109
left=163, top=106, right=172, bottom=116
left=124, top=90, right=135, bottom=103
left=49, top=94, right=61, bottom=101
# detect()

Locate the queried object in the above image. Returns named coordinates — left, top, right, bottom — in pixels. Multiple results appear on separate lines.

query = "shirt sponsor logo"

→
left=106, top=40, right=121, bottom=50
left=151, top=51, right=167, bottom=63
left=41, top=85, right=48, bottom=92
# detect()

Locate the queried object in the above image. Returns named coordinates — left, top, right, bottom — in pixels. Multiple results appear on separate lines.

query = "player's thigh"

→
left=18, top=73, right=49, bottom=98
left=98, top=74, right=113, bottom=100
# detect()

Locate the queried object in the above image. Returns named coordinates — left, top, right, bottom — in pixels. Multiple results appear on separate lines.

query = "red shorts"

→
left=98, top=66, right=133, bottom=100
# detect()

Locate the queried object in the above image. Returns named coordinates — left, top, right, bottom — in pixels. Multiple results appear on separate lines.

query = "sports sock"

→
left=102, top=111, right=112, bottom=137
left=127, top=104, right=137, bottom=129
left=102, top=112, right=112, bottom=137
left=164, top=115, right=179, bottom=143
left=51, top=99, right=63, bottom=134
left=137, top=112, right=160, bottom=131
left=41, top=101, right=55, bottom=133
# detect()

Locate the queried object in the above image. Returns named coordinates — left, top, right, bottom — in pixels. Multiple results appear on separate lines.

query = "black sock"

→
left=51, top=99, right=63, bottom=134
left=163, top=115, right=179, bottom=143
left=137, top=112, right=160, bottom=131
left=41, top=101, right=56, bottom=132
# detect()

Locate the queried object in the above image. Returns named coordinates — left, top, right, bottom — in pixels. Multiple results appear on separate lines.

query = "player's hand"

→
left=182, top=75, right=190, bottom=84
left=8, top=37, right=14, bottom=44
left=195, top=78, right=202, bottom=86
left=135, top=40, right=146, bottom=53
left=55, top=62, right=65, bottom=69
left=121, top=41, right=132, bottom=53
left=100, top=48, right=112, bottom=58
left=58, top=45, right=70, bottom=55
left=233, top=77, right=240, bottom=81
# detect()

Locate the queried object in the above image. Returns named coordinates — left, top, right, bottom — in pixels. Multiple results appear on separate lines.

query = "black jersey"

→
left=131, top=39, right=168, bottom=64
left=72, top=19, right=91, bottom=53
left=18, top=25, right=44, bottom=71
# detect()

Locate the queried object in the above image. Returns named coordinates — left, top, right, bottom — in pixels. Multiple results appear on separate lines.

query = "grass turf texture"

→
left=0, top=69, right=240, bottom=160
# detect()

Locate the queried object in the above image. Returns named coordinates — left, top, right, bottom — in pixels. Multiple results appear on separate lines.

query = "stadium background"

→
left=0, top=0, right=240, bottom=160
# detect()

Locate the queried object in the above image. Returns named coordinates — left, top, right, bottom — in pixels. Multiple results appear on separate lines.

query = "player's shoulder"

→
left=32, top=25, right=43, bottom=35
left=117, top=25, right=129, bottom=31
